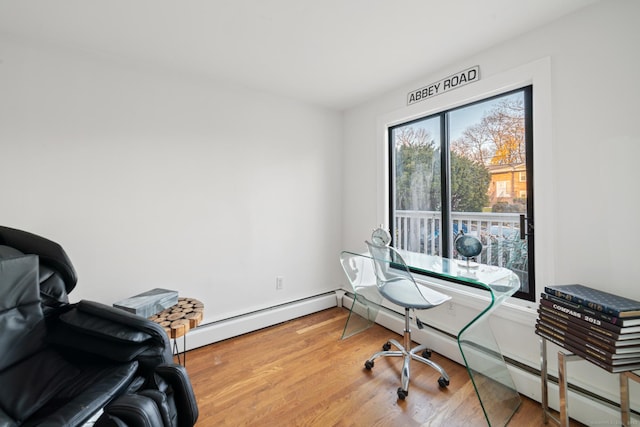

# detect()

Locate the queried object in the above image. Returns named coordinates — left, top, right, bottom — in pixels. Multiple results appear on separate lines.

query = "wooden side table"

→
left=149, top=297, right=204, bottom=366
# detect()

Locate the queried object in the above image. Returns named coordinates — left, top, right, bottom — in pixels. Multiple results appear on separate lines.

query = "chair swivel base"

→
left=364, top=311, right=449, bottom=400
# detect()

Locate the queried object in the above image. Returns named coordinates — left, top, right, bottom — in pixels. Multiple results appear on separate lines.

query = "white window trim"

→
left=376, top=57, right=553, bottom=309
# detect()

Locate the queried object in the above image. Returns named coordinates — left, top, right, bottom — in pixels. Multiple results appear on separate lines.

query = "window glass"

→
left=390, top=117, right=441, bottom=254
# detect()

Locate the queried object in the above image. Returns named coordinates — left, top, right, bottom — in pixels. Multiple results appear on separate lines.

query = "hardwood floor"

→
left=185, top=307, right=584, bottom=426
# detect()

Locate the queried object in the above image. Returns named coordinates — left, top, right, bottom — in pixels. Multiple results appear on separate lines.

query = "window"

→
left=496, top=181, right=510, bottom=198
left=389, top=86, right=534, bottom=301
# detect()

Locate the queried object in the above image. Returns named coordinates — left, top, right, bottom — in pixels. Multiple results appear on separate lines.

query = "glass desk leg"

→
left=458, top=317, right=521, bottom=426
left=454, top=270, right=522, bottom=426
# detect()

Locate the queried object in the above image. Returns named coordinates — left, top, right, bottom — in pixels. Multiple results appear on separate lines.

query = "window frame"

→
left=378, top=75, right=544, bottom=304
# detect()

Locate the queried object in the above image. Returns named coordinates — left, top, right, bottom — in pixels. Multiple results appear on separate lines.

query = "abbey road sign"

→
left=407, top=66, right=480, bottom=106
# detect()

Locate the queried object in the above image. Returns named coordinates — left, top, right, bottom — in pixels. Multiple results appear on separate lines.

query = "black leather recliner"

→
left=0, top=226, right=199, bottom=427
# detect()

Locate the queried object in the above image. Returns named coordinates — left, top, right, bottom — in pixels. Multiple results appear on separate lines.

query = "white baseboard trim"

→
left=341, top=294, right=625, bottom=425
left=182, top=292, right=338, bottom=352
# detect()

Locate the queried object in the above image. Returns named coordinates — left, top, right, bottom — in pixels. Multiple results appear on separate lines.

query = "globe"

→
left=454, top=234, right=482, bottom=258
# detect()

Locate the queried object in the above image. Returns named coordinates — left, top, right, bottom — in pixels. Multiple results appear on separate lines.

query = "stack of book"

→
left=535, top=284, right=640, bottom=373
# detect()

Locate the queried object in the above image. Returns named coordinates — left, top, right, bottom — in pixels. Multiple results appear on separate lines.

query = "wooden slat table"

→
left=149, top=297, right=204, bottom=366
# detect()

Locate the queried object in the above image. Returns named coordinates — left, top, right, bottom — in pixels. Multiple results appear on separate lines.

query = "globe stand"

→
left=458, top=258, right=478, bottom=278
left=454, top=232, right=482, bottom=278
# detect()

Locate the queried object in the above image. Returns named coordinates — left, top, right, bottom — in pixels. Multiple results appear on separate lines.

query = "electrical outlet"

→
left=276, top=276, right=284, bottom=290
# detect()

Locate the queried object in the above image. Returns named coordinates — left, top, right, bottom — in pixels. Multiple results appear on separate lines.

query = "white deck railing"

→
left=394, top=210, right=525, bottom=268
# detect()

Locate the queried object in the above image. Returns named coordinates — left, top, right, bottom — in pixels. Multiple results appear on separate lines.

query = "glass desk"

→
left=340, top=249, right=521, bottom=427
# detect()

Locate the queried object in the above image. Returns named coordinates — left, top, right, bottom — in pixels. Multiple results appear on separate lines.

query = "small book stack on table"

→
left=535, top=284, right=640, bottom=373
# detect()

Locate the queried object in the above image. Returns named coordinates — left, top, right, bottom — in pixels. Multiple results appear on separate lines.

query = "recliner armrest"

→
left=48, top=300, right=173, bottom=368
left=94, top=364, right=198, bottom=427
left=94, top=394, right=165, bottom=427
left=155, top=364, right=199, bottom=427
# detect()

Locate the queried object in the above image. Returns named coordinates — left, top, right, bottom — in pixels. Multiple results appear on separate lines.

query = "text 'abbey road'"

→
left=407, top=66, right=480, bottom=106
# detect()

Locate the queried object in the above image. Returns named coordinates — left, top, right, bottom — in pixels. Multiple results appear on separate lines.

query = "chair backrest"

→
left=365, top=241, right=450, bottom=309
left=339, top=250, right=385, bottom=309
left=339, top=251, right=377, bottom=292
left=365, top=241, right=416, bottom=287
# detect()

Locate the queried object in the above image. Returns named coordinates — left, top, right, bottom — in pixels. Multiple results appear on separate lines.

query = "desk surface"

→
left=149, top=297, right=204, bottom=339
left=342, top=249, right=520, bottom=296
left=397, top=250, right=520, bottom=295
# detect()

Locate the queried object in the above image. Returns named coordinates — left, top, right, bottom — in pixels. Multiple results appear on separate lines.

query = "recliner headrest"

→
left=0, top=226, right=77, bottom=294
left=0, top=245, right=24, bottom=259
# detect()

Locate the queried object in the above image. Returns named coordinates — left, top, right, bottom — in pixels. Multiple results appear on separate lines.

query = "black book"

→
left=538, top=305, right=640, bottom=341
left=537, top=313, right=640, bottom=353
left=535, top=328, right=640, bottom=373
left=541, top=292, right=640, bottom=327
left=538, top=310, right=640, bottom=353
left=536, top=321, right=640, bottom=358
left=539, top=297, right=640, bottom=334
left=544, top=284, right=640, bottom=318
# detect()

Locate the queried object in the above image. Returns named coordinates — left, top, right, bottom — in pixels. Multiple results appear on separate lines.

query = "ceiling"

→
left=0, top=0, right=597, bottom=110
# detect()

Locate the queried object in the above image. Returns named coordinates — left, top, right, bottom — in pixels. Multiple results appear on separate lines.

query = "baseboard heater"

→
left=181, top=291, right=338, bottom=352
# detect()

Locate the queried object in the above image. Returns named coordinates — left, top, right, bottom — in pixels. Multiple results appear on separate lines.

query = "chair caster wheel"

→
left=382, top=342, right=391, bottom=351
left=397, top=388, right=408, bottom=400
left=364, top=360, right=374, bottom=370
left=438, top=377, right=450, bottom=388
left=422, top=349, right=432, bottom=359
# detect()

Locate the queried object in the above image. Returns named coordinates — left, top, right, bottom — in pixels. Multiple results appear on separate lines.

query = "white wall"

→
left=0, top=36, right=344, bottom=322
left=342, top=0, right=640, bottom=423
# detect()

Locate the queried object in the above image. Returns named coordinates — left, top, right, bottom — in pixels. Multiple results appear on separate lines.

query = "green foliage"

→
left=395, top=140, right=440, bottom=211
left=395, top=139, right=490, bottom=213
left=492, top=201, right=526, bottom=213
left=450, top=153, right=490, bottom=212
